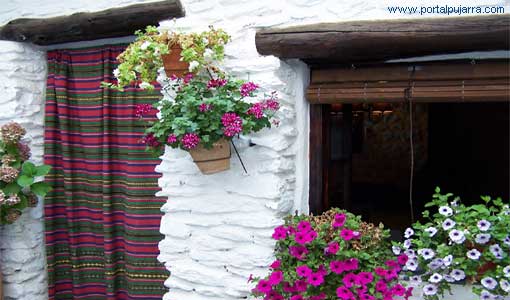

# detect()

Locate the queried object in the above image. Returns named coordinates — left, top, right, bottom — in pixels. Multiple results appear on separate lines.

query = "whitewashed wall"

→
left=0, top=41, right=48, bottom=300
left=1, top=0, right=509, bottom=300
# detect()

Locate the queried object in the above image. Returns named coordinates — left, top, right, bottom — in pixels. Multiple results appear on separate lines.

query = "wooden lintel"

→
left=0, top=0, right=184, bottom=45
left=255, top=15, right=510, bottom=63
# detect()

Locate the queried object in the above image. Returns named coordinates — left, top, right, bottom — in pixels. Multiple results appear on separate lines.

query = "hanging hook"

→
left=471, top=59, right=476, bottom=65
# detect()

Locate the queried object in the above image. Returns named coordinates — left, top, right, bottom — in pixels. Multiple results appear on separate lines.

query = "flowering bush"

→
left=397, top=188, right=510, bottom=300
left=127, top=27, right=279, bottom=154
left=251, top=208, right=412, bottom=300
left=0, top=122, right=52, bottom=224
left=102, top=25, right=230, bottom=91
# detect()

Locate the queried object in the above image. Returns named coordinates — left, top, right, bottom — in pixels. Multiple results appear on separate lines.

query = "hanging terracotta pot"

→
left=189, top=139, right=231, bottom=174
left=161, top=45, right=189, bottom=77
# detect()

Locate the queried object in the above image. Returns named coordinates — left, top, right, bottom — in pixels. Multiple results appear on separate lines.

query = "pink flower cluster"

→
left=207, top=78, right=227, bottom=89
left=141, top=133, right=161, bottom=147
left=181, top=133, right=200, bottom=149
left=135, top=103, right=153, bottom=118
left=221, top=112, right=243, bottom=137
left=198, top=103, right=213, bottom=112
left=253, top=212, right=412, bottom=300
left=166, top=134, right=177, bottom=144
left=240, top=82, right=259, bottom=97
left=247, top=95, right=280, bottom=119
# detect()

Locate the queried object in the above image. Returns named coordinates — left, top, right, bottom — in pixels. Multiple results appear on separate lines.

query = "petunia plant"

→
left=0, top=122, right=52, bottom=224
left=396, top=188, right=510, bottom=300
left=251, top=208, right=412, bottom=300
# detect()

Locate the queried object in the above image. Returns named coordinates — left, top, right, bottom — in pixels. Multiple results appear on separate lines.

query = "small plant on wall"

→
left=396, top=188, right=510, bottom=300
left=251, top=209, right=412, bottom=299
left=103, top=26, right=280, bottom=174
left=0, top=122, right=52, bottom=224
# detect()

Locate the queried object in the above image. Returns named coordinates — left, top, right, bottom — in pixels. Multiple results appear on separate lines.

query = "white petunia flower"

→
left=425, top=227, right=438, bottom=237
left=477, top=220, right=491, bottom=231
left=481, top=277, right=498, bottom=290
left=443, top=255, right=453, bottom=267
left=444, top=275, right=455, bottom=283
left=451, top=269, right=466, bottom=281
left=405, top=249, right=416, bottom=257
left=475, top=233, right=491, bottom=244
left=405, top=259, right=418, bottom=271
left=467, top=249, right=481, bottom=260
left=442, top=218, right=456, bottom=230
left=449, top=229, right=465, bottom=244
left=489, top=244, right=503, bottom=259
left=429, top=273, right=443, bottom=283
left=139, top=81, right=152, bottom=90
left=404, top=228, right=414, bottom=238
left=428, top=258, right=443, bottom=270
left=409, top=275, right=422, bottom=285
left=403, top=239, right=412, bottom=249
left=392, top=246, right=401, bottom=255
left=480, top=290, right=496, bottom=300
left=439, top=206, right=453, bottom=216
left=500, top=279, right=510, bottom=292
left=504, top=265, right=510, bottom=277
left=188, top=61, right=200, bottom=72
left=423, top=284, right=438, bottom=296
left=503, top=236, right=510, bottom=246
left=418, top=248, right=435, bottom=260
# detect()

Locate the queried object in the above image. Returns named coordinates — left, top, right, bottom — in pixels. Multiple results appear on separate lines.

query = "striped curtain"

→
left=44, top=45, right=167, bottom=300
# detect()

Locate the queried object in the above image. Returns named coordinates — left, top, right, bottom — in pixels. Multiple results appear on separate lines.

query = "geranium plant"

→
left=397, top=188, right=510, bottom=300
left=0, top=122, right=52, bottom=224
left=102, top=25, right=230, bottom=91
left=251, top=208, right=412, bottom=300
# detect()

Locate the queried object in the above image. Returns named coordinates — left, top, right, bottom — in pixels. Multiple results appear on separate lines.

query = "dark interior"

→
left=325, top=102, right=510, bottom=236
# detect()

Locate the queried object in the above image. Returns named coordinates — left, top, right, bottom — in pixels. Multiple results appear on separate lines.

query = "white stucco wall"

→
left=0, top=0, right=509, bottom=300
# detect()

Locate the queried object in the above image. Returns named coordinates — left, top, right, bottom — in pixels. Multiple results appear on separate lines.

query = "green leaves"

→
left=17, top=175, right=34, bottom=187
left=30, top=182, right=52, bottom=197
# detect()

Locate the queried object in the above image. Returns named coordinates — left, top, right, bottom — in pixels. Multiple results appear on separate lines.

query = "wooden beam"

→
left=255, top=15, right=510, bottom=63
left=309, top=104, right=330, bottom=215
left=0, top=0, right=184, bottom=45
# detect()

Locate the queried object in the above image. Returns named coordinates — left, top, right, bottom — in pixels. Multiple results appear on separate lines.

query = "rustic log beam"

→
left=255, top=15, right=510, bottom=63
left=0, top=0, right=184, bottom=45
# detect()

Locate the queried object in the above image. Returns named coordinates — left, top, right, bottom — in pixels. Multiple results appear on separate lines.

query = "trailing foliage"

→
left=0, top=122, right=52, bottom=224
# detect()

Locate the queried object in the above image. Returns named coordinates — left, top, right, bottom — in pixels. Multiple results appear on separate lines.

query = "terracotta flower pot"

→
left=189, top=139, right=231, bottom=174
left=161, top=45, right=189, bottom=77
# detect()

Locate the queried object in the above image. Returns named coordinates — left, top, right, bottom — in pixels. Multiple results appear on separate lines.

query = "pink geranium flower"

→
left=181, top=133, right=200, bottom=149
left=221, top=112, right=243, bottom=137
left=240, top=82, right=259, bottom=97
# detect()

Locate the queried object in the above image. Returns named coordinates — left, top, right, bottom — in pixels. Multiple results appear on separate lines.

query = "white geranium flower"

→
left=429, top=273, right=443, bottom=283
left=203, top=48, right=214, bottom=62
left=392, top=245, right=401, bottom=255
left=113, top=68, right=120, bottom=78
left=451, top=269, right=466, bottom=281
left=477, top=220, right=491, bottom=231
left=425, top=227, right=438, bottom=237
left=443, top=255, right=453, bottom=267
left=475, top=233, right=491, bottom=244
left=481, top=277, right=498, bottom=290
left=140, top=41, right=151, bottom=50
left=439, top=206, right=453, bottom=216
left=423, top=284, right=438, bottom=296
left=404, top=227, right=414, bottom=238
left=467, top=249, right=481, bottom=260
left=418, top=248, right=435, bottom=260
left=449, top=229, right=465, bottom=244
left=442, top=218, right=456, bottom=230
left=139, top=81, right=152, bottom=90
left=500, top=279, right=510, bottom=292
left=188, top=61, right=200, bottom=72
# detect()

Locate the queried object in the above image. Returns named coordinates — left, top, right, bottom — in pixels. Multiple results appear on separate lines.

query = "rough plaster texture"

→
left=0, top=0, right=509, bottom=299
left=0, top=41, right=48, bottom=300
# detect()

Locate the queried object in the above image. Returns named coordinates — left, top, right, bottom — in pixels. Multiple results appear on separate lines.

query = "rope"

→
left=405, top=66, right=416, bottom=223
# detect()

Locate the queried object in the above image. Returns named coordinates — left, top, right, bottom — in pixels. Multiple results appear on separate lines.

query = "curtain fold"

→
left=44, top=45, right=167, bottom=300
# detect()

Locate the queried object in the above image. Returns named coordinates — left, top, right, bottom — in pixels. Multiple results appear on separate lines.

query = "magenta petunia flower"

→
left=329, top=260, right=345, bottom=274
left=397, top=254, right=409, bottom=265
left=290, top=295, right=304, bottom=300
left=342, top=273, right=360, bottom=288
left=255, top=279, right=272, bottom=293
left=221, top=112, right=243, bottom=137
left=309, top=293, right=326, bottom=300
left=297, top=221, right=312, bottom=232
left=358, top=272, right=374, bottom=285
left=344, top=258, right=359, bottom=271
left=326, top=241, right=339, bottom=255
left=293, top=280, right=308, bottom=292
left=337, top=286, right=354, bottom=300
left=270, top=260, right=281, bottom=269
left=181, top=133, right=200, bottom=149
left=240, top=82, right=259, bottom=97
left=391, top=284, right=406, bottom=296
left=333, top=213, right=346, bottom=228
left=341, top=228, right=355, bottom=241
left=283, top=281, right=295, bottom=293
left=307, top=271, right=324, bottom=287
left=296, top=265, right=312, bottom=277
left=289, top=246, right=309, bottom=260
left=268, top=271, right=283, bottom=286
left=272, top=225, right=287, bottom=240
left=376, top=279, right=389, bottom=293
